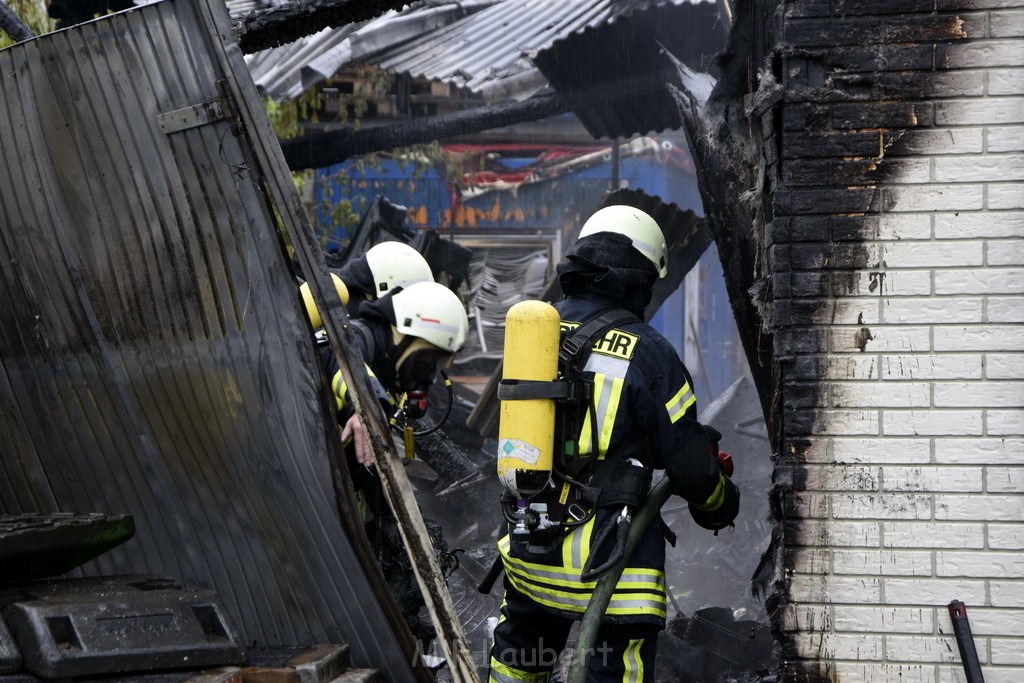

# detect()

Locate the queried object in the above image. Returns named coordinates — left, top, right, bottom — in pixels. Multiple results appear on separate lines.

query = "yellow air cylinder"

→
left=299, top=273, right=350, bottom=330
left=497, top=300, right=560, bottom=500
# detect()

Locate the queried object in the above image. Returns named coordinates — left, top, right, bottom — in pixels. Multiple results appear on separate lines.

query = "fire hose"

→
left=567, top=476, right=674, bottom=683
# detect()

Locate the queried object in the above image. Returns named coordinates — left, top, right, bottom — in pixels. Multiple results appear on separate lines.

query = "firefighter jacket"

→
left=320, top=315, right=395, bottom=417
left=498, top=293, right=731, bottom=627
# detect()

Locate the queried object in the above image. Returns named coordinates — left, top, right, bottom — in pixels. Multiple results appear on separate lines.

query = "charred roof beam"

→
left=280, top=69, right=683, bottom=170
left=236, top=0, right=412, bottom=54
left=0, top=1, right=35, bottom=42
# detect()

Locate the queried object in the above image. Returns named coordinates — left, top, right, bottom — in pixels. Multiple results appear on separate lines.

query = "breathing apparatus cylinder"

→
left=497, top=300, right=560, bottom=500
left=299, top=274, right=350, bottom=330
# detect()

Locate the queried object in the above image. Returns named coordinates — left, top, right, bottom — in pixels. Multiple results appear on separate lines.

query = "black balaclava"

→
left=356, top=293, right=400, bottom=391
left=332, top=255, right=374, bottom=302
left=357, top=290, right=442, bottom=397
left=556, top=232, right=659, bottom=318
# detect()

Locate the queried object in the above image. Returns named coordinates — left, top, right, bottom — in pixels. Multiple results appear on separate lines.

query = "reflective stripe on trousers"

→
left=498, top=534, right=667, bottom=619
left=489, top=583, right=659, bottom=683
left=489, top=659, right=550, bottom=683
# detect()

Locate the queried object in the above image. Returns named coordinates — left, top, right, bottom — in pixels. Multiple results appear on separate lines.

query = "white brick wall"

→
left=780, top=3, right=1024, bottom=680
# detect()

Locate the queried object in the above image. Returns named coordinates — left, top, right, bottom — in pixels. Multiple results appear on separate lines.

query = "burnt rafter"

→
left=667, top=0, right=778, bottom=429
left=236, top=0, right=410, bottom=54
left=0, top=1, right=35, bottom=42
left=281, top=70, right=681, bottom=170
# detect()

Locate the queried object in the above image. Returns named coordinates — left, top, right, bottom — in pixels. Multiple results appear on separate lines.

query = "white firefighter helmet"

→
left=364, top=241, right=434, bottom=297
left=577, top=205, right=668, bottom=278
left=390, top=281, right=468, bottom=353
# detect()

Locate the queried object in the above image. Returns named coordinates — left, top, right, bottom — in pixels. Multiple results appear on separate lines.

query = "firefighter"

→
left=488, top=205, right=740, bottom=682
left=298, top=239, right=441, bottom=462
left=318, top=279, right=467, bottom=645
left=299, top=241, right=434, bottom=332
left=322, top=279, right=468, bottom=465
left=333, top=240, right=435, bottom=315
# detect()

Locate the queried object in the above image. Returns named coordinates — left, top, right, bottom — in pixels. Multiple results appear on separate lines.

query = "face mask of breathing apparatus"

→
left=392, top=344, right=454, bottom=438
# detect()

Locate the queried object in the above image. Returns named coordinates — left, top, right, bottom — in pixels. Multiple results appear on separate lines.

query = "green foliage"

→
left=332, top=64, right=393, bottom=130
left=263, top=89, right=320, bottom=141
left=262, top=65, right=466, bottom=248
left=0, top=0, right=55, bottom=48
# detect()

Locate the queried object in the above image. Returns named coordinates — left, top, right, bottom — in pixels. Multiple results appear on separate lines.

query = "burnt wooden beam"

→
left=0, top=1, right=35, bottom=42
left=236, top=0, right=410, bottom=54
left=666, top=0, right=777, bottom=428
left=281, top=71, right=679, bottom=170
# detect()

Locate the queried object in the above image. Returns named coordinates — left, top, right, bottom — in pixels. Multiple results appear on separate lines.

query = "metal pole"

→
left=610, top=137, right=620, bottom=190
left=948, top=600, right=986, bottom=683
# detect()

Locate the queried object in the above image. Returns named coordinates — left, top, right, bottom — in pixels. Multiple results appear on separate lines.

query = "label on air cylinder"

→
left=497, top=438, right=541, bottom=468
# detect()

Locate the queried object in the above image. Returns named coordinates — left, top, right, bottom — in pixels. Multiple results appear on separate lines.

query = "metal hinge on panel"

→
left=158, top=85, right=234, bottom=134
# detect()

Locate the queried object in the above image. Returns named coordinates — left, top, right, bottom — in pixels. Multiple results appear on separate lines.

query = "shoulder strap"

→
left=350, top=319, right=375, bottom=362
left=496, top=310, right=638, bottom=403
left=559, top=309, right=639, bottom=477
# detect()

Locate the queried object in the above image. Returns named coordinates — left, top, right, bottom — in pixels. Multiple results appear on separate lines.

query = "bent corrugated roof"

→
left=374, top=0, right=718, bottom=101
left=533, top=0, right=726, bottom=138
left=245, top=1, right=498, bottom=101
left=244, top=0, right=721, bottom=106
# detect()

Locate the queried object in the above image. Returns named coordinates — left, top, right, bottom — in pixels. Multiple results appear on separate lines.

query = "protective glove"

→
left=689, top=476, right=739, bottom=532
left=703, top=425, right=734, bottom=476
left=688, top=424, right=739, bottom=532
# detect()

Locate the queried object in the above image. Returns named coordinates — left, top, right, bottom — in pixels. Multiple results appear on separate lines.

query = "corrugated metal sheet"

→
left=240, top=0, right=717, bottom=105
left=375, top=0, right=716, bottom=101
left=0, top=2, right=415, bottom=678
left=533, top=0, right=727, bottom=138
left=246, top=23, right=362, bottom=100
left=459, top=247, right=549, bottom=363
left=225, top=0, right=281, bottom=15
left=141, top=0, right=284, bottom=18
left=245, top=1, right=497, bottom=101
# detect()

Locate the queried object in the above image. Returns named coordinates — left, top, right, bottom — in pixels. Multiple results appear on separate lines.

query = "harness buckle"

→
left=559, top=337, right=583, bottom=364
left=567, top=503, right=587, bottom=522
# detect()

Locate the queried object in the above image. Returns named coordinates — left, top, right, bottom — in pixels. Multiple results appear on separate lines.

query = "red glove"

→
left=717, top=451, right=734, bottom=478
left=704, top=425, right=734, bottom=477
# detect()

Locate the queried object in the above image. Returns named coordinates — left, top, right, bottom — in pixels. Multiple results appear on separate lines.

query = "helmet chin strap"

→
left=391, top=327, right=433, bottom=373
left=387, top=329, right=454, bottom=432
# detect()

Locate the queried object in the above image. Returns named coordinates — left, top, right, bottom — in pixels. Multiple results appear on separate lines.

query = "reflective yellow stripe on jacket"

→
left=331, top=363, right=380, bottom=412
left=578, top=350, right=632, bottom=458
left=498, top=530, right=667, bottom=619
left=331, top=370, right=350, bottom=412
left=664, top=381, right=695, bottom=424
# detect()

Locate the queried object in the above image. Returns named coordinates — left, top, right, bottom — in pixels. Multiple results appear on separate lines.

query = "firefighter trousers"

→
left=488, top=582, right=660, bottom=683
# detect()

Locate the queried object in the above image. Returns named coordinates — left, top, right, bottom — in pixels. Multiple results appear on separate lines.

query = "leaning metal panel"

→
left=0, top=2, right=413, bottom=678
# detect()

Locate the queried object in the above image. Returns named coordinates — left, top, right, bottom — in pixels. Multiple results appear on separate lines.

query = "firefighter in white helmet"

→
left=324, top=280, right=468, bottom=465
left=488, top=204, right=739, bottom=682
left=319, top=279, right=467, bottom=645
left=299, top=240, right=434, bottom=328
left=333, top=240, right=435, bottom=314
left=298, top=239, right=440, bottom=461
